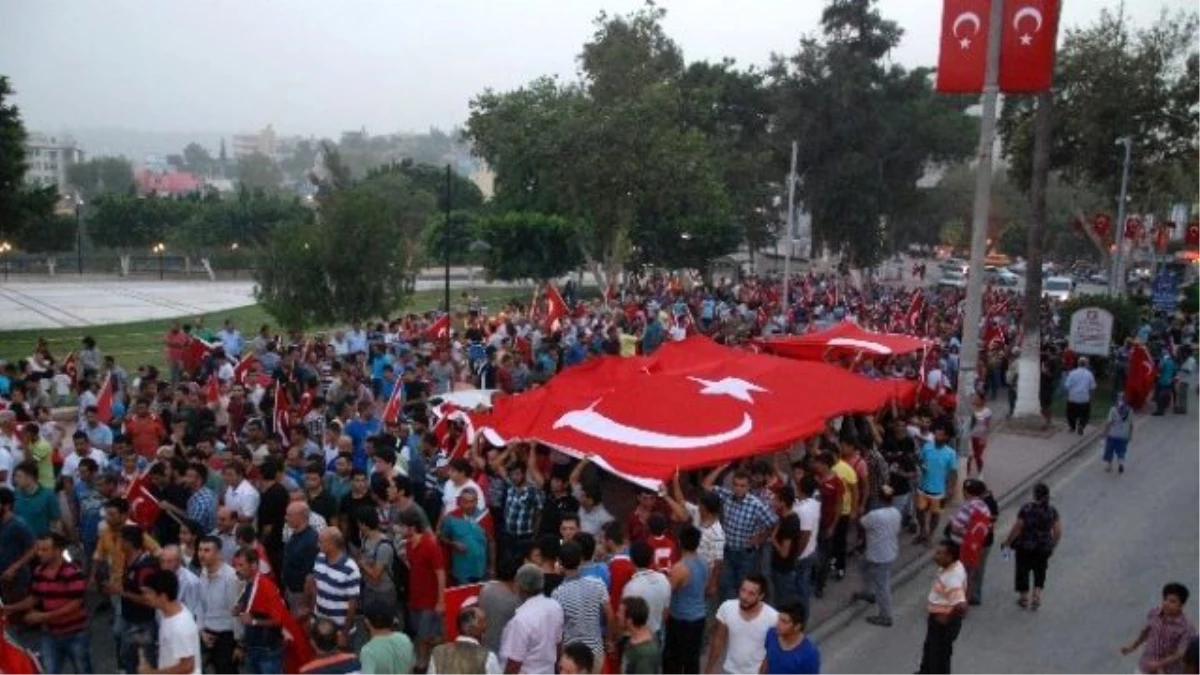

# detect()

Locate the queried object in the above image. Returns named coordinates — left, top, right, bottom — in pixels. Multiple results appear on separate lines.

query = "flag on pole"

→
left=997, top=0, right=1060, bottom=93
left=95, top=373, right=115, bottom=424
left=936, top=0, right=991, bottom=92
left=381, top=379, right=405, bottom=427
left=61, top=351, right=78, bottom=382
left=424, top=314, right=451, bottom=342
left=245, top=573, right=314, bottom=674
left=272, top=384, right=290, bottom=444
left=125, top=468, right=161, bottom=531
left=232, top=353, right=257, bottom=384
left=205, top=373, right=221, bottom=406
left=545, top=284, right=568, bottom=332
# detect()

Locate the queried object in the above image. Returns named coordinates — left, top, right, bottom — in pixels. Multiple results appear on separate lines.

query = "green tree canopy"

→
left=182, top=143, right=214, bottom=176
left=237, top=152, right=284, bottom=192
left=479, top=212, right=582, bottom=282
left=66, top=156, right=135, bottom=198
left=0, top=76, right=57, bottom=242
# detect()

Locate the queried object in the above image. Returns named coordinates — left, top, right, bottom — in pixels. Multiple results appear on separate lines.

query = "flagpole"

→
left=782, top=140, right=799, bottom=301
left=955, top=0, right=1006, bottom=453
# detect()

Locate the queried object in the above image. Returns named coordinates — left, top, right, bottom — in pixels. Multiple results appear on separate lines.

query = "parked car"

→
left=938, top=269, right=968, bottom=289
left=1041, top=275, right=1075, bottom=302
left=986, top=267, right=1019, bottom=286
left=939, top=258, right=969, bottom=275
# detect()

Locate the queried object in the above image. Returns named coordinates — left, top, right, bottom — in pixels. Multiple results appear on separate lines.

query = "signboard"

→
left=1068, top=307, right=1114, bottom=357
left=1152, top=271, right=1179, bottom=312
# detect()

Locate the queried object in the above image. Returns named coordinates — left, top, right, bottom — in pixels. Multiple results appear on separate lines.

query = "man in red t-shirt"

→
left=402, top=509, right=445, bottom=671
left=604, top=521, right=636, bottom=612
left=645, top=513, right=680, bottom=572
left=123, top=398, right=166, bottom=459
left=810, top=452, right=844, bottom=599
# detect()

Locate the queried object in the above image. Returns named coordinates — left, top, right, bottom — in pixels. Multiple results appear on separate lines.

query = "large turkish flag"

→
left=936, top=0, right=991, bottom=93
left=760, top=321, right=931, bottom=362
left=998, top=0, right=1061, bottom=92
left=480, top=337, right=897, bottom=484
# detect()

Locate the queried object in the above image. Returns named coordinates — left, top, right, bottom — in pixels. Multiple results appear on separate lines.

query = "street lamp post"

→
left=0, top=241, right=11, bottom=283
left=230, top=242, right=239, bottom=279
left=1112, top=137, right=1133, bottom=297
left=153, top=242, right=166, bottom=280
left=443, top=164, right=452, bottom=314
left=74, top=197, right=84, bottom=275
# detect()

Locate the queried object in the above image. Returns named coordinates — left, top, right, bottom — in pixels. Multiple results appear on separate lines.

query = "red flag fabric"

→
left=1187, top=220, right=1200, bottom=247
left=125, top=469, right=161, bottom=530
left=205, top=374, right=221, bottom=406
left=95, top=373, right=115, bottom=424
left=545, top=284, right=568, bottom=331
left=0, top=621, right=42, bottom=674
left=183, top=338, right=215, bottom=376
left=443, top=583, right=485, bottom=641
left=1092, top=213, right=1112, bottom=240
left=273, top=385, right=291, bottom=444
left=603, top=283, right=615, bottom=305
left=381, top=380, right=405, bottom=426
left=998, top=0, right=1060, bottom=92
left=233, top=353, right=257, bottom=384
left=1125, top=344, right=1156, bottom=411
left=247, top=573, right=314, bottom=674
left=936, top=0, right=991, bottom=93
left=760, top=322, right=930, bottom=362
left=424, top=315, right=451, bottom=342
left=1154, top=225, right=1170, bottom=253
left=479, top=337, right=897, bottom=483
left=906, top=293, right=925, bottom=332
left=960, top=505, right=991, bottom=570
left=61, top=352, right=78, bottom=382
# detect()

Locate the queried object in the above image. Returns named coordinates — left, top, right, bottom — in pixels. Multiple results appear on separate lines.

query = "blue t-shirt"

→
left=344, top=417, right=381, bottom=471
left=74, top=480, right=106, bottom=545
left=919, top=442, right=958, bottom=496
left=764, top=628, right=820, bottom=674
left=14, top=486, right=60, bottom=537
left=441, top=512, right=488, bottom=582
left=579, top=561, right=611, bottom=590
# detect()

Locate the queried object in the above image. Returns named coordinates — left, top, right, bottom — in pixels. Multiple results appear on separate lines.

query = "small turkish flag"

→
left=125, top=469, right=161, bottom=530
left=272, top=384, right=291, bottom=444
left=95, top=373, right=115, bottom=424
left=1187, top=220, right=1200, bottom=247
left=936, top=0, right=991, bottom=93
left=381, top=379, right=405, bottom=426
left=998, top=0, right=1061, bottom=92
left=232, top=353, right=256, bottom=384
left=545, top=284, right=568, bottom=331
left=424, top=314, right=450, bottom=342
left=443, top=583, right=485, bottom=641
left=246, top=573, right=314, bottom=675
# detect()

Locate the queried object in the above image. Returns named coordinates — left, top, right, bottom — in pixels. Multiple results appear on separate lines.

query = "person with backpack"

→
left=355, top=508, right=399, bottom=630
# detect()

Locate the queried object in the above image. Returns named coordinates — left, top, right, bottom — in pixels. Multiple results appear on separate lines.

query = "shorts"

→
left=970, top=436, right=987, bottom=459
left=915, top=491, right=945, bottom=514
left=411, top=609, right=442, bottom=640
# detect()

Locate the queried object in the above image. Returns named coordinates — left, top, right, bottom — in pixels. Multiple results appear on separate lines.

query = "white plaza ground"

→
left=0, top=280, right=258, bottom=329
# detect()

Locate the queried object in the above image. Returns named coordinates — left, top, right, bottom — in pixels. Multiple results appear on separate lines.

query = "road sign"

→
left=1151, top=271, right=1179, bottom=313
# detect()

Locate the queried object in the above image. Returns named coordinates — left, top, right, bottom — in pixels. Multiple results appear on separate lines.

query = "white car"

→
left=1042, top=276, right=1075, bottom=302
left=986, top=267, right=1020, bottom=287
left=938, top=270, right=968, bottom=289
left=939, top=258, right=969, bottom=275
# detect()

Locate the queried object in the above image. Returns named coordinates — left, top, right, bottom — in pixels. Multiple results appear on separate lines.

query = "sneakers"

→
left=865, top=616, right=893, bottom=627
left=1119, top=464, right=1125, bottom=474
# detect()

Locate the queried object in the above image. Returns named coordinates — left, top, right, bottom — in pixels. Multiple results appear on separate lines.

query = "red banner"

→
left=936, top=0, right=991, bottom=92
left=998, top=0, right=1061, bottom=92
left=443, top=583, right=484, bottom=641
left=1092, top=212, right=1112, bottom=240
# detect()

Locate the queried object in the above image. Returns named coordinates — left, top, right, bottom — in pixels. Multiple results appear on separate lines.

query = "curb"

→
left=809, top=425, right=1106, bottom=644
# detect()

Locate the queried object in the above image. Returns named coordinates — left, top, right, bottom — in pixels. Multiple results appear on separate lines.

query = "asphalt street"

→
left=820, top=406, right=1199, bottom=674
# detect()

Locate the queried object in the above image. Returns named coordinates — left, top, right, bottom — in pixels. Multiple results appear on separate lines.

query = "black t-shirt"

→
left=340, top=492, right=376, bottom=549
left=122, top=551, right=160, bottom=624
left=308, top=490, right=338, bottom=523
left=538, top=492, right=580, bottom=536
left=882, top=435, right=918, bottom=495
left=770, top=513, right=802, bottom=572
left=542, top=572, right=565, bottom=597
left=403, top=379, right=429, bottom=419
left=155, top=483, right=190, bottom=545
left=258, top=483, right=290, bottom=553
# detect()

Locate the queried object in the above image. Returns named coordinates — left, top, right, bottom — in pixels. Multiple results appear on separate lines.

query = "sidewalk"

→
left=807, top=417, right=1106, bottom=641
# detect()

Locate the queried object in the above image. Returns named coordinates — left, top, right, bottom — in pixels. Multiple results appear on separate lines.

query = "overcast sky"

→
left=1, top=0, right=1190, bottom=137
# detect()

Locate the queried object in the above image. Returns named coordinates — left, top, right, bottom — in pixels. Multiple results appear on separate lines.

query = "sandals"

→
left=1017, top=596, right=1029, bottom=609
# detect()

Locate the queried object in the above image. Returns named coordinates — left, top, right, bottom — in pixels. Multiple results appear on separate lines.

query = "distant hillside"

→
left=57, top=127, right=233, bottom=161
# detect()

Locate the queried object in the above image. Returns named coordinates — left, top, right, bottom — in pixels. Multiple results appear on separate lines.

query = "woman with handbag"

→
left=999, top=482, right=1062, bottom=611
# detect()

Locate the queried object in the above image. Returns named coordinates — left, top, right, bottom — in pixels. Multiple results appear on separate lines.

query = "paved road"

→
left=820, top=406, right=1199, bottom=673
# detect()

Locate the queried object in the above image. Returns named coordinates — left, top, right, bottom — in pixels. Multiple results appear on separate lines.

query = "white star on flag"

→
left=959, top=37, right=972, bottom=49
left=687, top=376, right=769, bottom=404
left=1020, top=33, right=1033, bottom=45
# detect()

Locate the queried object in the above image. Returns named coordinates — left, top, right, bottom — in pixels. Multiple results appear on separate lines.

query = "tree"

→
left=367, top=160, right=485, bottom=213
left=182, top=143, right=213, bottom=176
left=254, top=171, right=431, bottom=329
left=478, top=212, right=582, bottom=282
left=998, top=8, right=1199, bottom=216
left=0, top=76, right=57, bottom=242
left=422, top=210, right=482, bottom=266
left=66, top=156, right=135, bottom=198
left=236, top=152, right=283, bottom=191
left=280, top=139, right=320, bottom=181
left=770, top=0, right=976, bottom=268
left=86, top=193, right=187, bottom=250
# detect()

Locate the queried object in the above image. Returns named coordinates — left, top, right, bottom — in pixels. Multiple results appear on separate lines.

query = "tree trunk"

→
left=1013, top=91, right=1053, bottom=421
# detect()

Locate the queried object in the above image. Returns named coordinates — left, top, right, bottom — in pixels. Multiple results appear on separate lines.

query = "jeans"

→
left=245, top=645, right=284, bottom=675
left=813, top=536, right=833, bottom=594
left=919, top=614, right=963, bottom=673
left=719, top=546, right=760, bottom=602
left=968, top=546, right=990, bottom=604
left=202, top=630, right=238, bottom=674
left=1103, top=437, right=1129, bottom=463
left=894, top=492, right=915, bottom=528
left=40, top=631, right=92, bottom=674
left=118, top=618, right=158, bottom=675
left=770, top=568, right=797, bottom=609
left=831, top=516, right=850, bottom=573
left=861, top=560, right=893, bottom=620
left=662, top=616, right=706, bottom=674
left=794, top=554, right=816, bottom=619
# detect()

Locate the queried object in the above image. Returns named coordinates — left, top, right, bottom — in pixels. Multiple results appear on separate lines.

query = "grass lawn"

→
left=0, top=286, right=529, bottom=371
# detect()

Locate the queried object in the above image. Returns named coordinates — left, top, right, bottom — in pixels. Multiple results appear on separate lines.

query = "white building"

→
left=24, top=132, right=84, bottom=192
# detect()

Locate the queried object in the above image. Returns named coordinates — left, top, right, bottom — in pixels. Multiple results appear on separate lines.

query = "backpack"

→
left=375, top=537, right=409, bottom=608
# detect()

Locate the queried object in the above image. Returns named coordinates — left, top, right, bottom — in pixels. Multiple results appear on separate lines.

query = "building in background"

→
left=135, top=169, right=204, bottom=196
left=24, top=132, right=85, bottom=192
left=232, top=124, right=278, bottom=160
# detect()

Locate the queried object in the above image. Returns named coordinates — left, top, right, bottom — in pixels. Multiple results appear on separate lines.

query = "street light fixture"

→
left=0, top=241, right=12, bottom=283
left=230, top=242, right=239, bottom=278
left=74, top=195, right=85, bottom=276
left=152, top=242, right=166, bottom=280
left=1112, top=137, right=1133, bottom=296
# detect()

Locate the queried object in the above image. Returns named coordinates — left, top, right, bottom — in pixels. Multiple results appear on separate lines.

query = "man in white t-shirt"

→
left=621, top=540, right=672, bottom=637
left=62, top=431, right=108, bottom=481
left=141, top=568, right=202, bottom=674
left=705, top=574, right=779, bottom=675
left=441, top=457, right=483, bottom=515
left=793, top=475, right=821, bottom=614
left=222, top=465, right=260, bottom=524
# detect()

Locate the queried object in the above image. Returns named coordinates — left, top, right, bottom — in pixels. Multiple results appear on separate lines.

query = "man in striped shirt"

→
left=12, top=532, right=92, bottom=674
left=311, top=526, right=362, bottom=636
left=919, top=540, right=968, bottom=674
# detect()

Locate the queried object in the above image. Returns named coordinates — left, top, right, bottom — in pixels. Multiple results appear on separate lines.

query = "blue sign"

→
left=1152, top=271, right=1179, bottom=312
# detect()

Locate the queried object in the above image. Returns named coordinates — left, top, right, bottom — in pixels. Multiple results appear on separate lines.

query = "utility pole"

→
left=954, top=0, right=1005, bottom=446
left=1112, top=137, right=1132, bottom=296
left=782, top=140, right=798, bottom=300
left=443, top=164, right=452, bottom=314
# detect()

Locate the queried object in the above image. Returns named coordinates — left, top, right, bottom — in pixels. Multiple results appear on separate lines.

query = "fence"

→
left=0, top=248, right=254, bottom=280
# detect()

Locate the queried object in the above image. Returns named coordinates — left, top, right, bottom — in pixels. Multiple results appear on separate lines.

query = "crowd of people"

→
left=0, top=267, right=1195, bottom=675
